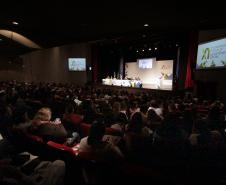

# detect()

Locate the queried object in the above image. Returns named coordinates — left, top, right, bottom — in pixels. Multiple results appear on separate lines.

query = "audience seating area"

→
left=0, top=81, right=226, bottom=185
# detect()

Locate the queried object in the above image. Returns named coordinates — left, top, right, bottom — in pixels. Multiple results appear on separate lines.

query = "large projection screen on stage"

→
left=125, top=60, right=173, bottom=90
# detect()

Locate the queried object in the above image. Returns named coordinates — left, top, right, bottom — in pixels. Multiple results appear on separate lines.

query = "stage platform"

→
left=102, top=78, right=172, bottom=90
left=95, top=83, right=174, bottom=96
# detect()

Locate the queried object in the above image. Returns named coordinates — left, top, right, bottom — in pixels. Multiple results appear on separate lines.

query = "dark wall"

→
left=0, top=44, right=91, bottom=84
left=98, top=46, right=121, bottom=80
left=195, top=29, right=226, bottom=102
left=0, top=55, right=25, bottom=81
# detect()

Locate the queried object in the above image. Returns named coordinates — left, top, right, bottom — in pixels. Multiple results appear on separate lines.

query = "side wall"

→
left=0, top=43, right=92, bottom=85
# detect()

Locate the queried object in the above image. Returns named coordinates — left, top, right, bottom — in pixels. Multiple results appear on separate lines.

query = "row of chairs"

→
left=10, top=122, right=127, bottom=184
left=15, top=120, right=208, bottom=184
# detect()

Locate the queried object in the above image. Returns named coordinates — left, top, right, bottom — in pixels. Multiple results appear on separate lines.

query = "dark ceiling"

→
left=0, top=1, right=226, bottom=56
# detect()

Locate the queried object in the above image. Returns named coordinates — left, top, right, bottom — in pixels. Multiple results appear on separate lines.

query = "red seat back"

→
left=106, top=127, right=122, bottom=136
left=47, top=141, right=76, bottom=155
left=26, top=134, right=44, bottom=143
left=80, top=123, right=91, bottom=137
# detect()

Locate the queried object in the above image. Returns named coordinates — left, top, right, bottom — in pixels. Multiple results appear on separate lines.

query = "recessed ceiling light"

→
left=12, top=21, right=19, bottom=25
left=144, top=24, right=149, bottom=27
left=148, top=48, right=152, bottom=51
left=136, top=50, right=139, bottom=53
left=155, top=47, right=157, bottom=50
left=142, top=49, right=145, bottom=52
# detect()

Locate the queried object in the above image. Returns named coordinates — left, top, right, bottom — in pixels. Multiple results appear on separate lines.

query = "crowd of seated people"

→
left=0, top=81, right=226, bottom=185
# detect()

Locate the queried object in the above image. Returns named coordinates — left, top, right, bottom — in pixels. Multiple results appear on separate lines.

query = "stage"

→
left=95, top=83, right=174, bottom=96
left=102, top=78, right=173, bottom=91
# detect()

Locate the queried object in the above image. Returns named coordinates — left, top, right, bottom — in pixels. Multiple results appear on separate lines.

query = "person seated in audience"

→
left=81, top=99, right=97, bottom=124
left=63, top=103, right=83, bottom=124
left=111, top=112, right=128, bottom=132
left=0, top=102, right=13, bottom=139
left=124, top=112, right=152, bottom=163
left=62, top=103, right=83, bottom=135
left=128, top=101, right=140, bottom=119
left=0, top=158, right=65, bottom=185
left=119, top=101, right=128, bottom=119
left=189, top=119, right=223, bottom=148
left=78, top=118, right=124, bottom=163
left=141, top=102, right=151, bottom=122
left=148, top=99, right=163, bottom=118
left=14, top=107, right=67, bottom=143
left=31, top=107, right=68, bottom=143
left=101, top=102, right=115, bottom=127
left=112, top=101, right=121, bottom=120
left=146, top=109, right=162, bottom=131
left=126, top=112, right=152, bottom=137
left=153, top=102, right=187, bottom=142
left=207, top=102, right=225, bottom=131
left=0, top=128, right=66, bottom=185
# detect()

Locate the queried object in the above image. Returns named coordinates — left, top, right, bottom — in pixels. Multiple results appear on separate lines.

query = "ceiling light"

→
left=155, top=47, right=157, bottom=50
left=12, top=21, right=19, bottom=25
left=148, top=48, right=152, bottom=51
left=144, top=24, right=149, bottom=27
left=142, top=49, right=145, bottom=52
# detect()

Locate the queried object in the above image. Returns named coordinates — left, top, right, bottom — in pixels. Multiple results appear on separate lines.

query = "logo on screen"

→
left=201, top=48, right=210, bottom=60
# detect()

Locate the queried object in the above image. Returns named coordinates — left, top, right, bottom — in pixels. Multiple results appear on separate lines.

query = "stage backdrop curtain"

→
left=91, top=46, right=99, bottom=83
left=185, top=31, right=198, bottom=89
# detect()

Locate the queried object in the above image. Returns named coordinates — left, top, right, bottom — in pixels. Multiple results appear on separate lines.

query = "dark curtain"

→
left=185, top=31, right=198, bottom=89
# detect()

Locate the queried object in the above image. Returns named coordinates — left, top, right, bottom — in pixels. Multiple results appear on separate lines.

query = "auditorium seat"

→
left=77, top=151, right=121, bottom=185
left=47, top=141, right=78, bottom=156
left=105, top=127, right=122, bottom=136
left=27, top=134, right=44, bottom=143
left=80, top=123, right=91, bottom=137
left=9, top=128, right=48, bottom=156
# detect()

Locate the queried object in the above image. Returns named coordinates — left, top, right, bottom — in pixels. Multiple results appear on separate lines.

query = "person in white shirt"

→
left=148, top=100, right=163, bottom=118
left=111, top=112, right=128, bottom=132
left=79, top=119, right=124, bottom=163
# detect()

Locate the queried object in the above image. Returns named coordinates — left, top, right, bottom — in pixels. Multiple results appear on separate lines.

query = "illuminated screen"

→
left=137, top=58, right=156, bottom=69
left=196, top=37, right=226, bottom=69
left=68, top=58, right=86, bottom=71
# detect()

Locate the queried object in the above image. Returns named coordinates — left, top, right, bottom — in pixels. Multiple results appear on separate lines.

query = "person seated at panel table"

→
left=135, top=77, right=142, bottom=88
